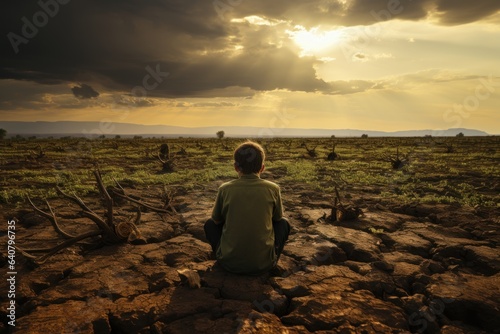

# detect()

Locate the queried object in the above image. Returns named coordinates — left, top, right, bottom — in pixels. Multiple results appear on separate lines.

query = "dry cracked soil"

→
left=1, top=172, right=499, bottom=334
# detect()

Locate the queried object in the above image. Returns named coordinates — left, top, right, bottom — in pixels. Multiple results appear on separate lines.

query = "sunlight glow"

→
left=231, top=16, right=284, bottom=26
left=287, top=26, right=344, bottom=57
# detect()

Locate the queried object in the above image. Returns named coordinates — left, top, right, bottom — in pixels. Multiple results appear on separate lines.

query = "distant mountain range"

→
left=0, top=121, right=491, bottom=138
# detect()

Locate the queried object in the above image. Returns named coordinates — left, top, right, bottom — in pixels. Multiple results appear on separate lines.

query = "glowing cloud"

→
left=287, top=26, right=345, bottom=57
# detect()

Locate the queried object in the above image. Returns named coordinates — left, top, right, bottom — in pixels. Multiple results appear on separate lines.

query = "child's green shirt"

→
left=211, top=173, right=283, bottom=274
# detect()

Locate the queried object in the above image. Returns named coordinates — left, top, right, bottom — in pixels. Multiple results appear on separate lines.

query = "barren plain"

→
left=0, top=136, right=499, bottom=333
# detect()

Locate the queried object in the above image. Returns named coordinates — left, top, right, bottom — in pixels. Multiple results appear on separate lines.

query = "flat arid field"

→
left=1, top=136, right=499, bottom=333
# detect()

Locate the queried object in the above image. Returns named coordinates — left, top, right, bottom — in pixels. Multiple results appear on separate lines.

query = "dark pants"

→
left=204, top=218, right=291, bottom=259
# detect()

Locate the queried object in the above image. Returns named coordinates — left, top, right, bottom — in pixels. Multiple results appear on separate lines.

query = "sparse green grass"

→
left=0, top=136, right=498, bottom=208
left=369, top=227, right=385, bottom=234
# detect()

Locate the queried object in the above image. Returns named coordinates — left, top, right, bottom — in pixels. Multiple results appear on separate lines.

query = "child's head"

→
left=234, top=141, right=265, bottom=174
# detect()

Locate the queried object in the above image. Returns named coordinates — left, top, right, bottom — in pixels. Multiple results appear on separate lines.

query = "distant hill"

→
left=0, top=121, right=490, bottom=138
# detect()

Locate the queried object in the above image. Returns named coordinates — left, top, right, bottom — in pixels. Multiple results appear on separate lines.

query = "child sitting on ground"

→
left=204, top=140, right=290, bottom=275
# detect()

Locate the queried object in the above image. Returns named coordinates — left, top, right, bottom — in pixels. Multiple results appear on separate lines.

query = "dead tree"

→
left=444, top=143, right=454, bottom=153
left=157, top=153, right=176, bottom=173
left=384, top=147, right=408, bottom=169
left=159, top=143, right=170, bottom=160
left=27, top=144, right=45, bottom=161
left=301, top=142, right=317, bottom=157
left=327, top=143, right=339, bottom=161
left=161, top=185, right=177, bottom=213
left=176, top=146, right=187, bottom=155
left=17, top=170, right=148, bottom=264
left=330, top=187, right=363, bottom=222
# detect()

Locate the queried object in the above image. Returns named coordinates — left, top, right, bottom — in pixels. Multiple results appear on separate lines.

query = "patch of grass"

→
left=280, top=160, right=319, bottom=186
left=368, top=227, right=385, bottom=234
left=1, top=136, right=499, bottom=208
left=0, top=188, right=26, bottom=205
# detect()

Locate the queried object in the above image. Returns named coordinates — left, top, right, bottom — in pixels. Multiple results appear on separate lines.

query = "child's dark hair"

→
left=234, top=141, right=265, bottom=174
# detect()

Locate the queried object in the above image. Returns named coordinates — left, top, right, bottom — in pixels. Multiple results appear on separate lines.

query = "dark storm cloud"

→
left=231, top=0, right=499, bottom=26
left=0, top=0, right=329, bottom=97
left=433, top=0, right=500, bottom=25
left=71, top=84, right=99, bottom=99
left=1, top=0, right=498, bottom=100
left=230, top=0, right=430, bottom=26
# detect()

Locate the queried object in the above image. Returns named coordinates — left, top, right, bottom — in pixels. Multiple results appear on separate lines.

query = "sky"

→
left=1, top=0, right=499, bottom=135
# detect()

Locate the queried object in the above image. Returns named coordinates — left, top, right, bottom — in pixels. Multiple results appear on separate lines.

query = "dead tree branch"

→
left=26, top=197, right=75, bottom=239
left=301, top=142, right=317, bottom=157
left=157, top=153, right=176, bottom=173
left=17, top=170, right=146, bottom=264
left=329, top=187, right=363, bottom=222
left=383, top=147, right=409, bottom=169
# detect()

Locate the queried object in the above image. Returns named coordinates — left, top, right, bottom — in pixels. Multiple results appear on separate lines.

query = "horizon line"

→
left=0, top=120, right=494, bottom=135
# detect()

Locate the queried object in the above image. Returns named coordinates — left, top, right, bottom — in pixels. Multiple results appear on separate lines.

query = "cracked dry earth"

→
left=1, top=176, right=499, bottom=334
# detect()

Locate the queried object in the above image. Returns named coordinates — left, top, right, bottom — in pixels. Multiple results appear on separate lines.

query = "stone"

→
left=177, top=268, right=201, bottom=289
